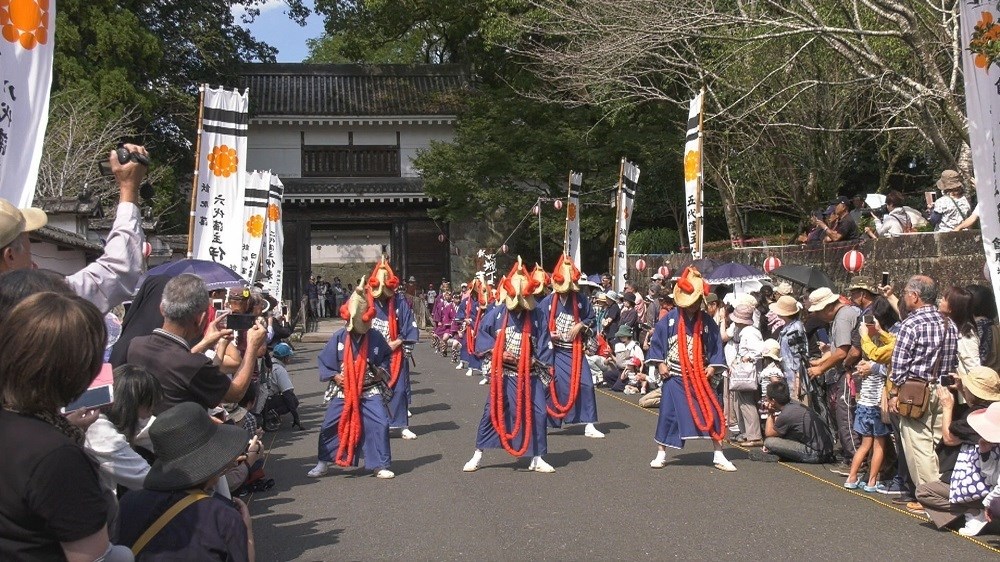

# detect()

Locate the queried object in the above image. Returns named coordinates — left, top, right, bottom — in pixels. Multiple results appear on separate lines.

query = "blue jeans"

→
left=764, top=437, right=828, bottom=464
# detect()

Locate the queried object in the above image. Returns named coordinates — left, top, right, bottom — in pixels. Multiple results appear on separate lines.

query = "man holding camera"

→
left=752, top=379, right=835, bottom=463
left=0, top=144, right=148, bottom=313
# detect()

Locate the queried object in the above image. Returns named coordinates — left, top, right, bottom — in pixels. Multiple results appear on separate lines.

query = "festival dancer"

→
left=309, top=281, right=395, bottom=479
left=455, top=274, right=490, bottom=378
left=366, top=258, right=421, bottom=440
left=539, top=254, right=604, bottom=438
left=463, top=258, right=554, bottom=473
left=646, top=266, right=736, bottom=472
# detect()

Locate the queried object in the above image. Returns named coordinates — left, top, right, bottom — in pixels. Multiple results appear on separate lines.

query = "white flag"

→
left=0, top=0, right=55, bottom=207
left=240, top=170, right=271, bottom=281
left=190, top=86, right=249, bottom=269
left=613, top=159, right=640, bottom=292
left=565, top=172, right=582, bottom=269
left=960, top=5, right=1000, bottom=316
left=262, top=176, right=284, bottom=300
left=684, top=90, right=705, bottom=259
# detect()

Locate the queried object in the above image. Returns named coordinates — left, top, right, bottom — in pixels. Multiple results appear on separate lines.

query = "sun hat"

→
left=807, top=287, right=839, bottom=312
left=615, top=325, right=633, bottom=339
left=622, top=292, right=636, bottom=304
left=936, top=169, right=963, bottom=193
left=731, top=303, right=755, bottom=325
left=0, top=198, right=47, bottom=249
left=704, top=293, right=719, bottom=305
left=969, top=402, right=1000, bottom=444
left=408, top=276, right=416, bottom=283
left=228, top=285, right=251, bottom=300
left=962, top=366, right=1000, bottom=402
left=143, top=402, right=249, bottom=492
left=769, top=295, right=802, bottom=318
left=761, top=339, right=782, bottom=362
left=847, top=276, right=877, bottom=295
left=672, top=266, right=710, bottom=308
left=628, top=357, right=643, bottom=368
left=651, top=273, right=664, bottom=281
left=273, top=342, right=294, bottom=359
left=774, top=282, right=794, bottom=297
left=606, top=290, right=621, bottom=302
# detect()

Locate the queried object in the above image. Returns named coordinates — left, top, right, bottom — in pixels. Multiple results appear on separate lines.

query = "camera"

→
left=939, top=374, right=956, bottom=387
left=869, top=205, right=888, bottom=219
left=97, top=145, right=155, bottom=200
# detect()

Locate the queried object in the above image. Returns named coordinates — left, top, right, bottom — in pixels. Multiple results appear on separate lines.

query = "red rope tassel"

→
left=489, top=314, right=534, bottom=456
left=335, top=333, right=368, bottom=467
left=676, top=313, right=726, bottom=442
left=547, top=293, right=582, bottom=418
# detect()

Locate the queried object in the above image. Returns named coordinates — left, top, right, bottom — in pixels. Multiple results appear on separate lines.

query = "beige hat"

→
left=774, top=282, right=794, bottom=297
left=962, top=366, right=1000, bottom=402
left=769, top=295, right=802, bottom=318
left=0, top=199, right=47, bottom=249
left=936, top=169, right=963, bottom=193
left=807, top=287, right=839, bottom=312
left=761, top=339, right=782, bottom=362
left=673, top=266, right=709, bottom=308
left=731, top=303, right=755, bottom=325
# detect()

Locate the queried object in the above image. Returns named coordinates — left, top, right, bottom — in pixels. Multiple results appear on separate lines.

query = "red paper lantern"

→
left=554, top=199, right=563, bottom=210
left=532, top=205, right=540, bottom=216
left=500, top=244, right=508, bottom=254
left=142, top=241, right=152, bottom=258
left=657, top=265, right=670, bottom=278
left=635, top=259, right=647, bottom=272
left=438, top=234, right=446, bottom=243
left=842, top=250, right=865, bottom=273
left=763, top=256, right=782, bottom=274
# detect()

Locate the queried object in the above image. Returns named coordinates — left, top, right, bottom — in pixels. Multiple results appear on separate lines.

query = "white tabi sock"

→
left=713, top=450, right=729, bottom=464
left=654, top=450, right=667, bottom=462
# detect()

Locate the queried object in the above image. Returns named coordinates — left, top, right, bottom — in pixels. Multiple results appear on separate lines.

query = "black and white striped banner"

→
left=684, top=90, right=704, bottom=259
left=262, top=176, right=285, bottom=300
left=613, top=159, right=640, bottom=292
left=565, top=171, right=583, bottom=268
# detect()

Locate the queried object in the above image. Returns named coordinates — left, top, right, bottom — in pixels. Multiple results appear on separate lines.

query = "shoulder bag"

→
left=131, top=491, right=209, bottom=556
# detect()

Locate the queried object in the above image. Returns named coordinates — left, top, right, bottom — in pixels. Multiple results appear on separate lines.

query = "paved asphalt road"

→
left=249, top=332, right=1000, bottom=561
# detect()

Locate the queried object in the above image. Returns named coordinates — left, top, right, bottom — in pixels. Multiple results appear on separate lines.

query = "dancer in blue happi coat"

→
left=309, top=281, right=395, bottom=479
left=455, top=273, right=490, bottom=378
left=646, top=266, right=736, bottom=472
left=538, top=254, right=604, bottom=438
left=366, top=257, right=421, bottom=439
left=463, top=258, right=555, bottom=473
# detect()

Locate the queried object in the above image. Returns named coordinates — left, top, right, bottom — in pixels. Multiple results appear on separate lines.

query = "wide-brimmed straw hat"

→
left=963, top=366, right=1000, bottom=402
left=673, top=266, right=709, bottom=308
left=936, top=169, right=963, bottom=193
left=769, top=295, right=802, bottom=318
left=969, top=403, right=1000, bottom=444
left=807, top=287, right=839, bottom=312
left=144, top=402, right=249, bottom=492
left=731, top=303, right=755, bottom=325
left=774, top=282, right=794, bottom=297
left=0, top=199, right=47, bottom=249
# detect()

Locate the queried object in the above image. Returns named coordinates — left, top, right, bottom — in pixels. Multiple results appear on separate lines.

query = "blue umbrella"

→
left=704, top=262, right=768, bottom=284
left=142, top=259, right=247, bottom=290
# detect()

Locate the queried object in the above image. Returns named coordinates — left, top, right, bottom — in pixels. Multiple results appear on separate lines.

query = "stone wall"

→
left=626, top=230, right=989, bottom=294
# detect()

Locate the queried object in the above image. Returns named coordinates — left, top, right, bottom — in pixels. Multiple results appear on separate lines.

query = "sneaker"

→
left=530, top=457, right=555, bottom=473
left=862, top=482, right=887, bottom=493
left=959, top=511, right=989, bottom=536
left=401, top=428, right=417, bottom=440
left=455, top=362, right=465, bottom=370
left=465, top=368, right=474, bottom=377
left=584, top=424, right=605, bottom=439
left=878, top=478, right=908, bottom=496
left=463, top=457, right=481, bottom=472
left=828, top=461, right=852, bottom=476
left=307, top=461, right=330, bottom=478
left=748, top=449, right=779, bottom=462
left=478, top=378, right=488, bottom=385
left=713, top=460, right=737, bottom=472
left=375, top=469, right=395, bottom=479
left=843, top=479, right=861, bottom=490
left=891, top=495, right=917, bottom=505
left=741, top=439, right=764, bottom=447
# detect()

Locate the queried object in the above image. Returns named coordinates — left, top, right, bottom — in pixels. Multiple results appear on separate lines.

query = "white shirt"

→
left=933, top=195, right=971, bottom=232
left=84, top=415, right=153, bottom=493
left=66, top=202, right=145, bottom=314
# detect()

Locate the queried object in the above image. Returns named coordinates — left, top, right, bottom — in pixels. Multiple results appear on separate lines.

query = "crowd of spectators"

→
left=0, top=146, right=301, bottom=560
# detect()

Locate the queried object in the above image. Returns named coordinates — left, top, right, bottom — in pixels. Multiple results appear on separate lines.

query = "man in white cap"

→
left=805, top=286, right=860, bottom=474
left=0, top=144, right=148, bottom=313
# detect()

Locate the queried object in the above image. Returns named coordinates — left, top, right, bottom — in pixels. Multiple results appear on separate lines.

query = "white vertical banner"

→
left=960, top=5, right=1000, bottom=309
left=684, top=89, right=705, bottom=259
left=0, top=0, right=55, bottom=207
left=241, top=170, right=271, bottom=281
left=565, top=171, right=582, bottom=268
left=190, top=86, right=249, bottom=268
left=262, top=175, right=285, bottom=299
left=613, top=159, right=640, bottom=292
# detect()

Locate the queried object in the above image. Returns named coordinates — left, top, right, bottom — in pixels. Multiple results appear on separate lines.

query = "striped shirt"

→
left=889, top=305, right=958, bottom=386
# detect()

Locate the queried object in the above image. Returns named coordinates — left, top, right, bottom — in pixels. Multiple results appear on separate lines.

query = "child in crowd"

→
left=622, top=357, right=645, bottom=394
left=758, top=339, right=784, bottom=420
left=844, top=319, right=890, bottom=492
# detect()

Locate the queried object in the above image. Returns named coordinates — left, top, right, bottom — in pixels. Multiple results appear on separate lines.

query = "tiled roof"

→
left=283, top=177, right=425, bottom=196
left=37, top=196, right=103, bottom=216
left=239, top=64, right=471, bottom=117
left=31, top=226, right=104, bottom=254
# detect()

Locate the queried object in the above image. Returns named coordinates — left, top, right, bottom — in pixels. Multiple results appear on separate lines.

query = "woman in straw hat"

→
left=647, top=267, right=737, bottom=472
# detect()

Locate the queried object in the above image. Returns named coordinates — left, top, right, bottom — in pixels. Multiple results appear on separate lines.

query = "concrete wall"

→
left=624, top=231, right=989, bottom=295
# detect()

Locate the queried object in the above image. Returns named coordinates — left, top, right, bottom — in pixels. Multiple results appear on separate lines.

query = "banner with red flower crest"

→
left=0, top=0, right=55, bottom=207
left=684, top=89, right=705, bottom=259
left=188, top=85, right=249, bottom=275
left=239, top=170, right=271, bottom=281
left=261, top=175, right=284, bottom=300
left=960, top=3, right=1000, bottom=315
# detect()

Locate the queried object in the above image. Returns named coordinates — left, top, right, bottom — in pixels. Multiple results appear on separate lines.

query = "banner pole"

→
left=537, top=197, right=544, bottom=266
left=696, top=86, right=705, bottom=259
left=187, top=85, right=206, bottom=258
left=612, top=157, right=625, bottom=287
left=563, top=171, right=572, bottom=255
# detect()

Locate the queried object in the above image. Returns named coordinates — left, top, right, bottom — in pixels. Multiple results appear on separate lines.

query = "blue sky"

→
left=234, top=0, right=325, bottom=62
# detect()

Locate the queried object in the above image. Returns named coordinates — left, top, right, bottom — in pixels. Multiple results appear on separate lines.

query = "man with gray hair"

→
left=889, top=275, right=958, bottom=488
left=126, top=274, right=266, bottom=414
